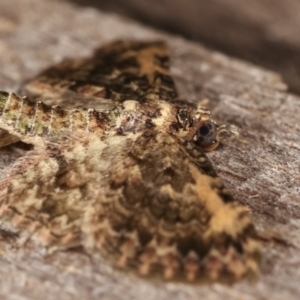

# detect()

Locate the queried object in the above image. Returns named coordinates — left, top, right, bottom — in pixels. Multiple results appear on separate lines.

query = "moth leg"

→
left=216, top=124, right=239, bottom=140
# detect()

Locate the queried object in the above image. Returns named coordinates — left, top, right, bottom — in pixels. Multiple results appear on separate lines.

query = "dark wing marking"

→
left=22, top=40, right=178, bottom=107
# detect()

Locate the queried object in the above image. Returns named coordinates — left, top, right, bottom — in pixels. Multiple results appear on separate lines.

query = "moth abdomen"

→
left=0, top=92, right=72, bottom=140
left=86, top=109, right=111, bottom=134
left=0, top=92, right=23, bottom=127
left=30, top=101, right=52, bottom=136
left=0, top=91, right=114, bottom=142
left=47, top=105, right=71, bottom=139
left=0, top=92, right=35, bottom=134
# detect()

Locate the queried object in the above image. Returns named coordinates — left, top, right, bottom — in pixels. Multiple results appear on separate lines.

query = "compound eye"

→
left=196, top=121, right=217, bottom=146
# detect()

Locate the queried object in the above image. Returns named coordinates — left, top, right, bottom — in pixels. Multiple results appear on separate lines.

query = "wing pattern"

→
left=0, top=41, right=259, bottom=281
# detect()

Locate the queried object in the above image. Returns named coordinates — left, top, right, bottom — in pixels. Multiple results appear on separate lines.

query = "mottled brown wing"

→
left=82, top=130, right=259, bottom=281
left=22, top=40, right=178, bottom=109
left=0, top=128, right=259, bottom=281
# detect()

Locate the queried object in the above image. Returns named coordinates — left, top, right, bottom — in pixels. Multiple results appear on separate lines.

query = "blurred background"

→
left=71, top=0, right=300, bottom=95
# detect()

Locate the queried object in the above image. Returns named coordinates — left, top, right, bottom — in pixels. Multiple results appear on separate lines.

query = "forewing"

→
left=0, top=128, right=259, bottom=281
left=22, top=40, right=178, bottom=108
left=82, top=130, right=259, bottom=280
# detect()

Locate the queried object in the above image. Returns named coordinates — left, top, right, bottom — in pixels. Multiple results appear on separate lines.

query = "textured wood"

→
left=0, top=0, right=299, bottom=299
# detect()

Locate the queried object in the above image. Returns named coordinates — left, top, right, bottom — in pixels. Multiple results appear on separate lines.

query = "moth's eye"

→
left=196, top=121, right=217, bottom=146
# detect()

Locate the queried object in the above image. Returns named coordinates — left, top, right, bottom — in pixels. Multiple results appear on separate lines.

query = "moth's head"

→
left=176, top=105, right=238, bottom=152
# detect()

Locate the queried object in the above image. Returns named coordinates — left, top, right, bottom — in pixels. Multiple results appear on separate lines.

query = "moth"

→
left=0, top=40, right=259, bottom=281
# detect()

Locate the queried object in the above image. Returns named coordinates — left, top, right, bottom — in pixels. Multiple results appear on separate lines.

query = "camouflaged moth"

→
left=0, top=40, right=259, bottom=281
